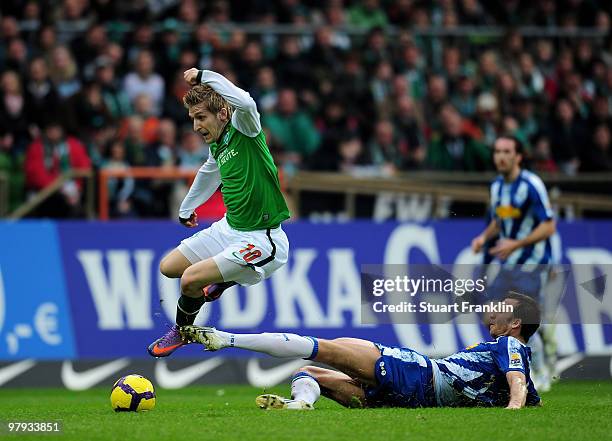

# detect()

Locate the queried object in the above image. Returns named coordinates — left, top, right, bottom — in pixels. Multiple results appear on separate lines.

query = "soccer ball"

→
left=110, top=374, right=156, bottom=412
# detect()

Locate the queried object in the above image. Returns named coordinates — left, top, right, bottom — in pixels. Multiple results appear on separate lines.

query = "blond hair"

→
left=183, top=84, right=233, bottom=118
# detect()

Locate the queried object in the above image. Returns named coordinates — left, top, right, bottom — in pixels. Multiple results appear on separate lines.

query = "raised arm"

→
left=506, top=371, right=528, bottom=409
left=178, top=156, right=221, bottom=225
left=184, top=68, right=261, bottom=137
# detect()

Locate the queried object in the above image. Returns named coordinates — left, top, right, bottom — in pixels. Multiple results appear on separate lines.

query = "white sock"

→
left=291, top=373, right=321, bottom=405
left=214, top=331, right=317, bottom=359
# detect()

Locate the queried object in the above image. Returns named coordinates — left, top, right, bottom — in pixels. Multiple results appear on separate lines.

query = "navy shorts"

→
left=487, top=266, right=547, bottom=301
left=364, top=344, right=436, bottom=408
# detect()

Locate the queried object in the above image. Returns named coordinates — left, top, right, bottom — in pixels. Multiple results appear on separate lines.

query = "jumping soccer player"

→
left=181, top=292, right=541, bottom=410
left=148, top=68, right=290, bottom=357
left=471, top=135, right=557, bottom=390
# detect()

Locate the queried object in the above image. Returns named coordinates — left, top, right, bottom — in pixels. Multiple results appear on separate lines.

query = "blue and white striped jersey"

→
left=433, top=336, right=540, bottom=407
left=489, top=169, right=554, bottom=264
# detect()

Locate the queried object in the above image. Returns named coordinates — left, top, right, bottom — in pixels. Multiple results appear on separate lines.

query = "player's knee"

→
left=293, top=366, right=329, bottom=386
left=180, top=279, right=200, bottom=297
left=159, top=256, right=184, bottom=278
left=294, top=366, right=319, bottom=378
left=180, top=268, right=201, bottom=297
left=159, top=259, right=176, bottom=278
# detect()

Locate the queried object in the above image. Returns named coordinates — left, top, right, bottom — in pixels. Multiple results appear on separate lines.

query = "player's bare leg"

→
left=300, top=366, right=367, bottom=407
left=179, top=257, right=224, bottom=297
left=258, top=340, right=379, bottom=409
left=314, top=338, right=380, bottom=385
left=180, top=328, right=380, bottom=382
left=255, top=339, right=378, bottom=410
left=180, top=327, right=381, bottom=408
left=160, top=248, right=236, bottom=300
left=257, top=366, right=368, bottom=410
left=159, top=249, right=192, bottom=278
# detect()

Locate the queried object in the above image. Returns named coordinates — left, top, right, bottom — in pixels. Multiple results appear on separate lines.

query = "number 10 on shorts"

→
left=239, top=244, right=262, bottom=263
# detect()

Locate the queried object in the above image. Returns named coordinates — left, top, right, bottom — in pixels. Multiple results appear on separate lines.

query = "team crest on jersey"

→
left=495, top=205, right=522, bottom=219
left=223, top=131, right=231, bottom=145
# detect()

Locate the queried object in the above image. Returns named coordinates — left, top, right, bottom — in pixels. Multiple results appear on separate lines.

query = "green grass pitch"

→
left=0, top=381, right=610, bottom=441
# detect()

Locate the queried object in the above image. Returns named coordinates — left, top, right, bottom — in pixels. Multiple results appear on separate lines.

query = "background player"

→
left=181, top=292, right=541, bottom=410
left=471, top=135, right=557, bottom=390
left=148, top=68, right=290, bottom=357
left=471, top=135, right=556, bottom=266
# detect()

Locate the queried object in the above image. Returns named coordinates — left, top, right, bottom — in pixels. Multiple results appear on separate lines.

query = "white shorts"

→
left=177, top=216, right=289, bottom=286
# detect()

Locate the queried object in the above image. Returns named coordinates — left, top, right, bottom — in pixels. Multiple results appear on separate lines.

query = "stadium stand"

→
left=0, top=0, right=611, bottom=219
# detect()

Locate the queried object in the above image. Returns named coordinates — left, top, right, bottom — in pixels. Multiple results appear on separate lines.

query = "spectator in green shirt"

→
left=263, top=88, right=320, bottom=173
left=427, top=103, right=491, bottom=171
left=348, top=0, right=389, bottom=29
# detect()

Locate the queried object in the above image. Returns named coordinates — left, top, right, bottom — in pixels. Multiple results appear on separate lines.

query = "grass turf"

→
left=0, top=381, right=610, bottom=441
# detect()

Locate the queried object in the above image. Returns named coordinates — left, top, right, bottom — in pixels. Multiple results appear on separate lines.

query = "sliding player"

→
left=471, top=135, right=557, bottom=390
left=181, top=292, right=541, bottom=410
left=148, top=68, right=290, bottom=357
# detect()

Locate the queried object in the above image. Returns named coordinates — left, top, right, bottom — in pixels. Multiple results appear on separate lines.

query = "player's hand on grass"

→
left=505, top=401, right=523, bottom=409
left=179, top=212, right=198, bottom=228
left=489, top=238, right=520, bottom=260
left=471, top=235, right=486, bottom=253
left=184, top=68, right=200, bottom=86
left=505, top=404, right=522, bottom=409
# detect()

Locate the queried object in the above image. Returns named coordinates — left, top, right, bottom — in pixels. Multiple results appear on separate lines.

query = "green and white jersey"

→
left=179, top=70, right=290, bottom=231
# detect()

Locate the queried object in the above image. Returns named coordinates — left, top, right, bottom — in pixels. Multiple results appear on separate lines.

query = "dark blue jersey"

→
left=433, top=336, right=541, bottom=407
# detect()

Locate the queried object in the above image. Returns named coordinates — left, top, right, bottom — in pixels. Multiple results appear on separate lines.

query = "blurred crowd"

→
left=1, top=0, right=612, bottom=218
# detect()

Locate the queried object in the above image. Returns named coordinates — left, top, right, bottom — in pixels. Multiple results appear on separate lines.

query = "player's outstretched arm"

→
left=506, top=371, right=528, bottom=409
left=178, top=156, right=221, bottom=226
left=184, top=68, right=261, bottom=137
